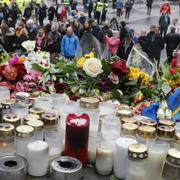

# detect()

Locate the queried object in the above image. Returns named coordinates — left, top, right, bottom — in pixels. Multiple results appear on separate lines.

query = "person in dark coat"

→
left=48, top=6, right=56, bottom=23
left=165, top=27, right=180, bottom=63
left=116, top=31, right=134, bottom=60
left=24, top=4, right=32, bottom=20
left=102, top=22, right=113, bottom=37
left=159, top=11, right=170, bottom=37
left=2, top=3, right=9, bottom=22
left=38, top=3, right=47, bottom=26
left=120, top=21, right=128, bottom=41
left=124, top=0, right=133, bottom=19
left=137, top=29, right=147, bottom=52
left=146, top=26, right=164, bottom=67
left=146, top=0, right=153, bottom=15
left=88, top=0, right=93, bottom=18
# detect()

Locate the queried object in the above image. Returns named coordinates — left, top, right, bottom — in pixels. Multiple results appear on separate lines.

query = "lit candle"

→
left=113, top=137, right=137, bottom=179
left=27, top=141, right=49, bottom=177
left=64, top=114, right=89, bottom=167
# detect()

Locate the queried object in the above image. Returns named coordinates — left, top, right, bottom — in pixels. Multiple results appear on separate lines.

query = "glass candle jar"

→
left=27, top=120, right=44, bottom=141
left=16, top=92, right=30, bottom=105
left=1, top=99, right=15, bottom=117
left=0, top=123, right=15, bottom=156
left=114, top=137, right=137, bottom=179
left=147, top=141, right=170, bottom=180
left=122, top=123, right=138, bottom=136
left=126, top=144, right=148, bottom=180
left=99, top=102, right=116, bottom=117
left=137, top=125, right=156, bottom=144
left=41, top=112, right=59, bottom=131
left=29, top=107, right=44, bottom=116
left=3, top=114, right=21, bottom=127
left=44, top=130, right=63, bottom=161
left=139, top=118, right=157, bottom=127
left=117, top=109, right=136, bottom=124
left=163, top=147, right=180, bottom=180
left=88, top=133, right=101, bottom=164
left=175, top=123, right=180, bottom=145
left=0, top=86, right=10, bottom=102
left=10, top=103, right=29, bottom=124
left=157, top=125, right=175, bottom=146
left=78, top=97, right=100, bottom=136
left=24, top=113, right=40, bottom=125
left=16, top=125, right=34, bottom=158
left=95, top=141, right=114, bottom=176
left=34, top=97, right=53, bottom=111
left=101, top=115, right=121, bottom=140
left=64, top=114, right=90, bottom=167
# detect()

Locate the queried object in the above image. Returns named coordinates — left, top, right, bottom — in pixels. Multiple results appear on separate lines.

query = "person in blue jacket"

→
left=61, top=26, right=80, bottom=60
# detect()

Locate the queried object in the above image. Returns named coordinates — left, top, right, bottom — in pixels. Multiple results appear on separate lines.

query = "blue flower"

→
left=168, top=88, right=180, bottom=111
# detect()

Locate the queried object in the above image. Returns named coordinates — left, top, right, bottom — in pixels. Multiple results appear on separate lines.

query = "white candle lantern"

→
left=34, top=97, right=53, bottom=111
left=0, top=86, right=10, bottom=102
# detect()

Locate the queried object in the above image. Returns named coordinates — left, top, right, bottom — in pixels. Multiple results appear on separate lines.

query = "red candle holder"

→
left=64, top=114, right=90, bottom=167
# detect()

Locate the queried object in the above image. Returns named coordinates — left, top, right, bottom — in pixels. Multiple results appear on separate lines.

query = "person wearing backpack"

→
left=61, top=26, right=80, bottom=60
left=124, top=0, right=133, bottom=19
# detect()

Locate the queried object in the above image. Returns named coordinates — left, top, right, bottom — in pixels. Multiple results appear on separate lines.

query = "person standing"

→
left=101, top=0, right=108, bottom=24
left=160, top=0, right=171, bottom=15
left=88, top=0, right=93, bottom=18
left=115, top=0, right=123, bottom=17
left=61, top=26, right=80, bottom=59
left=146, top=26, right=164, bottom=67
left=24, top=4, right=33, bottom=20
left=94, top=0, right=104, bottom=24
left=124, top=0, right=133, bottom=19
left=38, top=3, right=47, bottom=26
left=159, top=10, right=170, bottom=37
left=48, top=6, right=56, bottom=23
left=146, top=0, right=153, bottom=15
left=165, top=27, right=180, bottom=63
left=167, top=18, right=180, bottom=34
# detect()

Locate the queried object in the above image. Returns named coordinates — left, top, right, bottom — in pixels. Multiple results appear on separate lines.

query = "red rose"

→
left=13, top=63, right=27, bottom=81
left=171, top=58, right=177, bottom=68
left=170, top=68, right=177, bottom=75
left=111, top=59, right=129, bottom=75
left=54, top=82, right=70, bottom=94
left=2, top=65, right=17, bottom=81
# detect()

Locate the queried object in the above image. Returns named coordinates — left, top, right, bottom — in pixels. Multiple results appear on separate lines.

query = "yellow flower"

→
left=77, top=57, right=86, bottom=68
left=128, top=67, right=141, bottom=80
left=140, top=73, right=151, bottom=85
left=84, top=52, right=94, bottom=59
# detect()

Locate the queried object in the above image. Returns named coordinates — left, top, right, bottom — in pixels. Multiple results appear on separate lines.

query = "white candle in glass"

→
left=126, top=165, right=147, bottom=180
left=34, top=97, right=53, bottom=111
left=0, top=86, right=10, bottom=102
left=114, top=137, right=137, bottom=179
left=27, top=141, right=49, bottom=177
left=147, top=141, right=170, bottom=180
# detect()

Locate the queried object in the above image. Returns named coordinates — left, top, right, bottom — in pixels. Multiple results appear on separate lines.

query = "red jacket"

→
left=160, top=3, right=171, bottom=14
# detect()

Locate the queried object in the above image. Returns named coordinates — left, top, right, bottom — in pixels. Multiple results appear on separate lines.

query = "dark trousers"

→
left=39, top=17, right=44, bottom=26
left=88, top=9, right=93, bottom=18
left=117, top=8, right=121, bottom=17
left=160, top=27, right=168, bottom=37
left=125, top=8, right=131, bottom=19
left=95, top=11, right=101, bottom=24
left=147, top=5, right=152, bottom=15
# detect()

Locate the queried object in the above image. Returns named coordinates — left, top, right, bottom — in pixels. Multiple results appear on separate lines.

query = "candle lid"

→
left=128, top=143, right=148, bottom=160
left=117, top=109, right=133, bottom=117
left=122, top=123, right=138, bottom=135
left=159, top=120, right=175, bottom=127
left=80, top=97, right=99, bottom=109
left=24, top=114, right=40, bottom=123
left=157, top=125, right=175, bottom=139
left=138, top=125, right=156, bottom=139
left=29, top=107, right=44, bottom=115
left=41, top=112, right=58, bottom=126
left=140, top=119, right=157, bottom=127
left=121, top=116, right=137, bottom=124
left=1, top=99, right=15, bottom=106
left=16, top=125, right=34, bottom=138
left=27, top=120, right=44, bottom=131
left=3, top=114, right=21, bottom=127
left=0, top=123, right=15, bottom=137
left=167, top=148, right=180, bottom=166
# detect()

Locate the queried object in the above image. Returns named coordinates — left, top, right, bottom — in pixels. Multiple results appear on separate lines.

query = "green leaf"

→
left=161, top=61, right=171, bottom=79
left=32, top=63, right=46, bottom=72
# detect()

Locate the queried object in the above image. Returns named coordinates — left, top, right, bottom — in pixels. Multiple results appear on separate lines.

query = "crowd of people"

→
left=0, top=0, right=179, bottom=66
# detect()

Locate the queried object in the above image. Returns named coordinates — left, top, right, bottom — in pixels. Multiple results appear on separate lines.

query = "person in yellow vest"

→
left=16, top=0, right=29, bottom=13
left=94, top=0, right=103, bottom=24
left=2, top=0, right=11, bottom=6
left=101, top=0, right=108, bottom=24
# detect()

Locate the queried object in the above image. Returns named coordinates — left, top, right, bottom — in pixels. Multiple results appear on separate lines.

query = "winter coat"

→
left=61, top=33, right=79, bottom=58
left=115, top=0, right=123, bottom=9
left=159, top=14, right=170, bottom=29
left=160, top=3, right=171, bottom=14
left=146, top=0, right=153, bottom=6
left=48, top=6, right=56, bottom=21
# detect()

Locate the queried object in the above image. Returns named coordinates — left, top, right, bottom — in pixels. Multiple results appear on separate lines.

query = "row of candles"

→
left=0, top=86, right=180, bottom=180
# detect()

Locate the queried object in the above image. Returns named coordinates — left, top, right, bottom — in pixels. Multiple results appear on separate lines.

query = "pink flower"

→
left=30, top=71, right=41, bottom=82
left=23, top=74, right=32, bottom=81
left=15, top=82, right=25, bottom=92
left=9, top=55, right=20, bottom=66
left=2, top=65, right=17, bottom=81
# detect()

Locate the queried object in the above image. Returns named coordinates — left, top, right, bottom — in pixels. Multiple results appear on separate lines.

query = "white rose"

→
left=161, top=100, right=168, bottom=110
left=22, top=40, right=36, bottom=51
left=165, top=109, right=172, bottom=119
left=83, top=58, right=103, bottom=77
left=157, top=108, right=165, bottom=120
